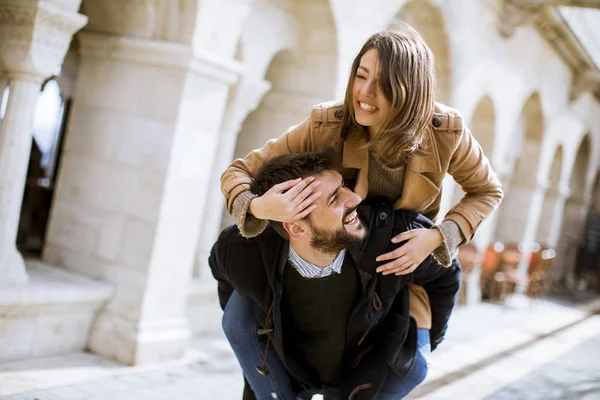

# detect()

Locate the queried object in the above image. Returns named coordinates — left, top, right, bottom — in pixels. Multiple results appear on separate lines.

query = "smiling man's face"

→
left=301, top=170, right=367, bottom=254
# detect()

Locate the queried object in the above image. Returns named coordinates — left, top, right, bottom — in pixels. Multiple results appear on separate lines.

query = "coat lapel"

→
left=395, top=135, right=442, bottom=211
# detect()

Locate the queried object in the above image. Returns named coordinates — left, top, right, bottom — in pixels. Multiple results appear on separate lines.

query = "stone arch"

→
left=232, top=1, right=337, bottom=159
left=536, top=145, right=564, bottom=248
left=494, top=92, right=544, bottom=244
left=553, top=134, right=593, bottom=284
left=233, top=49, right=302, bottom=160
left=393, top=0, right=452, bottom=104
left=470, top=95, right=496, bottom=156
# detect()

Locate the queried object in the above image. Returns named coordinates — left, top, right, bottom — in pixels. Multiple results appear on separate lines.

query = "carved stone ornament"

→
left=0, top=0, right=87, bottom=80
left=498, top=0, right=548, bottom=37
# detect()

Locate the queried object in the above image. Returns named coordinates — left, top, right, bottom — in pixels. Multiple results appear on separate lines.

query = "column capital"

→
left=558, top=182, right=572, bottom=198
left=536, top=177, right=552, bottom=191
left=0, top=0, right=87, bottom=79
left=571, top=69, right=600, bottom=100
left=499, top=0, right=547, bottom=38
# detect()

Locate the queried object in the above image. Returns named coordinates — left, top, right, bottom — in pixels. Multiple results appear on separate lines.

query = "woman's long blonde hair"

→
left=341, top=23, right=436, bottom=165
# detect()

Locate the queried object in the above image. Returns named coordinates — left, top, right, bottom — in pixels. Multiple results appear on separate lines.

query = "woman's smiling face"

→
left=352, top=48, right=392, bottom=137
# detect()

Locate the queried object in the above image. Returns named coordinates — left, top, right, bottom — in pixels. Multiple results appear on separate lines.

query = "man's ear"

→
left=283, top=221, right=308, bottom=239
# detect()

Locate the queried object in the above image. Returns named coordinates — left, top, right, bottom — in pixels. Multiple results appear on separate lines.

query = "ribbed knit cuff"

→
left=231, top=191, right=268, bottom=238
left=431, top=220, right=464, bottom=267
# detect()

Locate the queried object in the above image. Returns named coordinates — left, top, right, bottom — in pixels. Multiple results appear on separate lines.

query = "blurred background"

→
left=1, top=0, right=599, bottom=399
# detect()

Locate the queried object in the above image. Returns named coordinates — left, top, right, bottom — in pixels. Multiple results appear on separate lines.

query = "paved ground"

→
left=417, top=315, right=600, bottom=400
left=1, top=295, right=599, bottom=400
left=486, top=333, right=600, bottom=400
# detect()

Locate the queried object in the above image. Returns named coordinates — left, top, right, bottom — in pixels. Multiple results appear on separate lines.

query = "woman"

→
left=220, top=24, right=503, bottom=398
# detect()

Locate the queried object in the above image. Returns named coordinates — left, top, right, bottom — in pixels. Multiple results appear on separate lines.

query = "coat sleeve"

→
left=444, top=124, right=504, bottom=243
left=411, top=256, right=461, bottom=351
left=208, top=227, right=235, bottom=311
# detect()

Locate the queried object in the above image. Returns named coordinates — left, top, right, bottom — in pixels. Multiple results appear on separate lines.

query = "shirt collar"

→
left=288, top=245, right=346, bottom=279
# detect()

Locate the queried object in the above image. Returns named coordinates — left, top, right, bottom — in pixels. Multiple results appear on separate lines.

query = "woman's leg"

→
left=222, top=291, right=296, bottom=400
left=377, top=328, right=431, bottom=399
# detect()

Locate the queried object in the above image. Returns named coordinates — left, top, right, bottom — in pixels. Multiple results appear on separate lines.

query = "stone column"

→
left=43, top=31, right=242, bottom=365
left=0, top=0, right=87, bottom=285
left=546, top=184, right=571, bottom=248
left=463, top=164, right=510, bottom=305
left=0, top=77, right=43, bottom=284
left=193, top=78, right=271, bottom=277
left=515, top=180, right=549, bottom=275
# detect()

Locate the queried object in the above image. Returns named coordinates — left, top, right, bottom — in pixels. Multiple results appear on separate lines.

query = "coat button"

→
left=334, top=109, right=343, bottom=119
left=432, top=117, right=442, bottom=127
left=256, top=365, right=270, bottom=376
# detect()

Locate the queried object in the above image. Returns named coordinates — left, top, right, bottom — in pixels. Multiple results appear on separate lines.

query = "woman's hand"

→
left=376, top=228, right=443, bottom=275
left=249, top=177, right=322, bottom=222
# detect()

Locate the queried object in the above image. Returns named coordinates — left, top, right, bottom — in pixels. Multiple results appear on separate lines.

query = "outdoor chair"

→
left=481, top=242, right=504, bottom=301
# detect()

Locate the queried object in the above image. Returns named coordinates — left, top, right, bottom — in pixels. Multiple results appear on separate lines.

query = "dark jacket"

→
left=209, top=197, right=461, bottom=400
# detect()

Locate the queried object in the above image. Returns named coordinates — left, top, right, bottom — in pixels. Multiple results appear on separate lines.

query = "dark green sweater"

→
left=281, top=255, right=361, bottom=385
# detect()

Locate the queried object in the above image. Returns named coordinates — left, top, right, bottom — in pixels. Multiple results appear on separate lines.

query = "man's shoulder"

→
left=213, top=224, right=284, bottom=264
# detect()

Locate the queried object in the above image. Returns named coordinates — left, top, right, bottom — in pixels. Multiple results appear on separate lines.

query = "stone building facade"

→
left=1, top=0, right=599, bottom=366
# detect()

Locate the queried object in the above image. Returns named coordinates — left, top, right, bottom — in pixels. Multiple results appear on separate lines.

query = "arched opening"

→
left=536, top=146, right=564, bottom=248
left=573, top=172, right=600, bottom=291
left=592, top=173, right=600, bottom=213
left=15, top=75, right=72, bottom=258
left=394, top=0, right=452, bottom=104
left=233, top=49, right=306, bottom=160
left=494, top=92, right=544, bottom=245
left=553, top=135, right=593, bottom=285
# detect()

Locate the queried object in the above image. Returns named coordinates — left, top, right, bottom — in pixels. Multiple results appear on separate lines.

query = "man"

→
left=209, top=150, right=461, bottom=400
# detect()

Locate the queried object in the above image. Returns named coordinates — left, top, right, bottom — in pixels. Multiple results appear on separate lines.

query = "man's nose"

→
left=343, top=188, right=362, bottom=207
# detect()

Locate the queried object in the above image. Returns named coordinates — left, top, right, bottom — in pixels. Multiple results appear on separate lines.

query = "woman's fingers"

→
left=293, top=191, right=322, bottom=217
left=376, top=247, right=404, bottom=263
left=395, top=264, right=418, bottom=276
left=271, top=178, right=303, bottom=194
left=289, top=179, right=321, bottom=208
left=377, top=255, right=413, bottom=275
left=280, top=177, right=314, bottom=198
left=294, top=203, right=318, bottom=220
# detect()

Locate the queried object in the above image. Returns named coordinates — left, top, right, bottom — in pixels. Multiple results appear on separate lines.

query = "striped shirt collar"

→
left=288, top=245, right=346, bottom=279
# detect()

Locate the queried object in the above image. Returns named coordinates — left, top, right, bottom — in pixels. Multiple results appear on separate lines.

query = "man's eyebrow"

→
left=326, top=179, right=344, bottom=205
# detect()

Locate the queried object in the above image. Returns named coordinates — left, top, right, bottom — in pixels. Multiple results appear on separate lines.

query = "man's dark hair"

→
left=250, top=148, right=340, bottom=238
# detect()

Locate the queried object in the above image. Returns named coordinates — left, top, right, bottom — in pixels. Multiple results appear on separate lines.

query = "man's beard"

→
left=309, top=217, right=366, bottom=255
